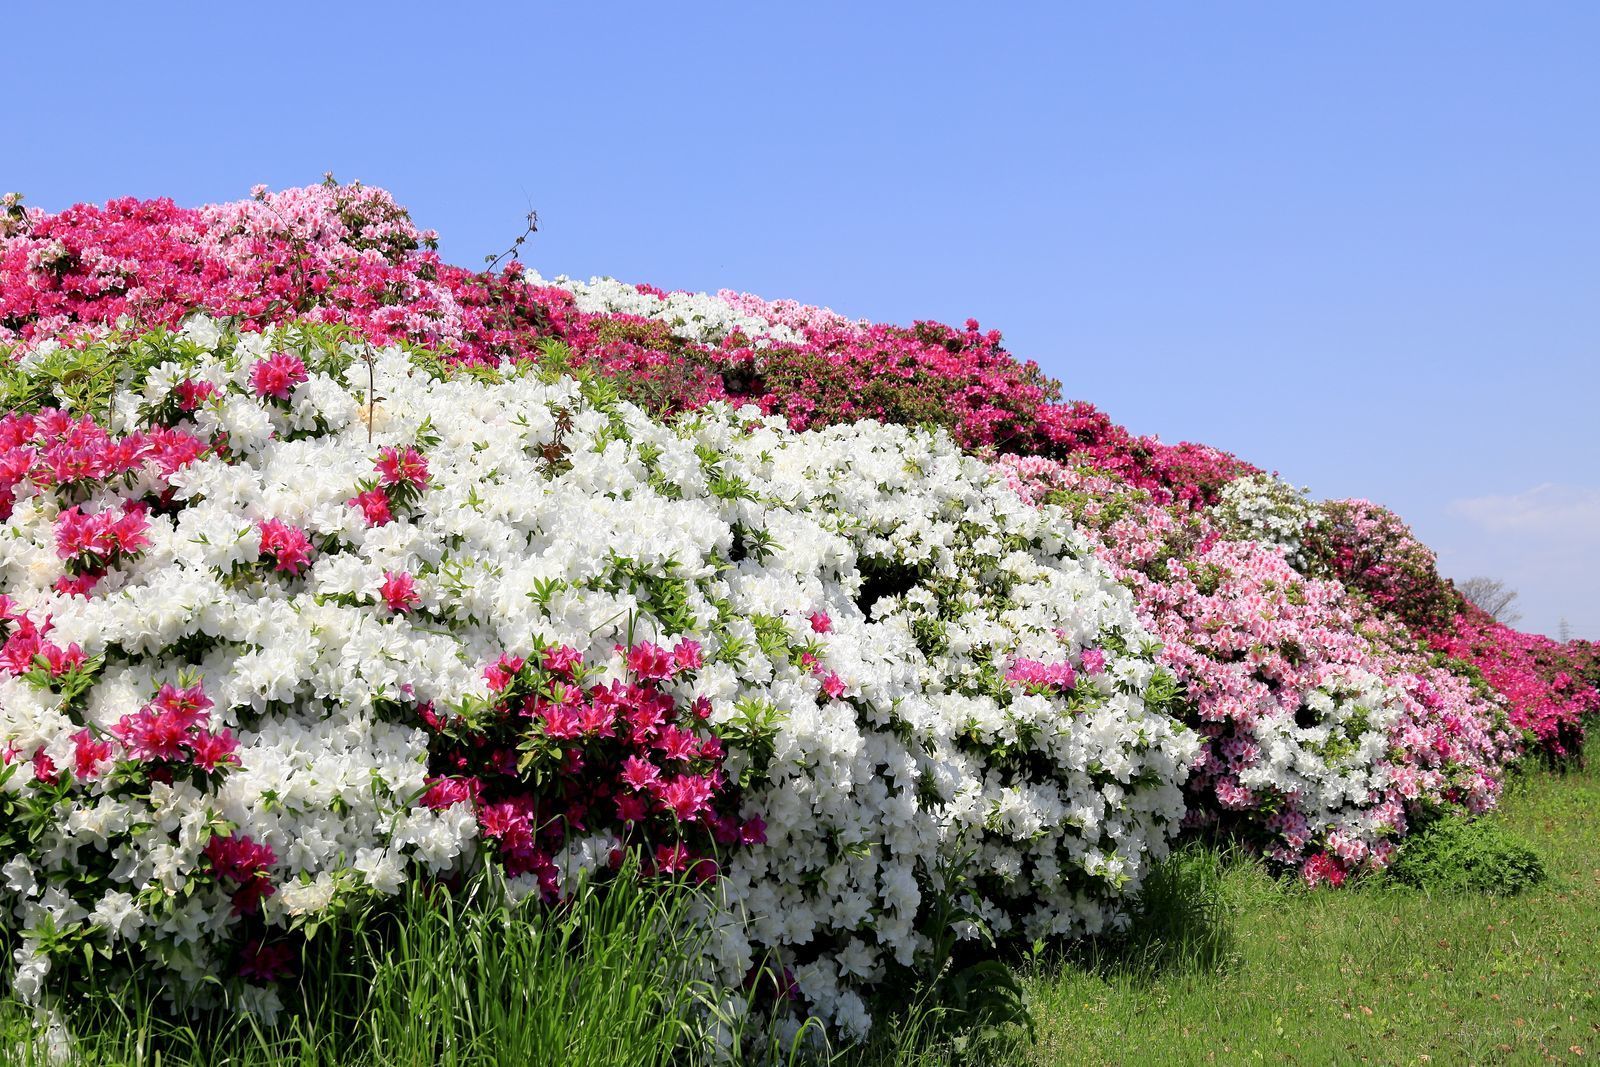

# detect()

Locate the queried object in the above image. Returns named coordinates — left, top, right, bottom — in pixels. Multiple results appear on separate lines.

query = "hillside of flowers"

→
left=1, top=180, right=1596, bottom=1037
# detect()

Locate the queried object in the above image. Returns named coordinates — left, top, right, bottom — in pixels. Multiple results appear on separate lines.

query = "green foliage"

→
left=1385, top=816, right=1546, bottom=895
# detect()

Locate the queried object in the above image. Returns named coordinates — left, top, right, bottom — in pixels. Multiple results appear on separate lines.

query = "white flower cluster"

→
left=1232, top=670, right=1406, bottom=863
left=0, top=318, right=1196, bottom=1035
left=523, top=271, right=855, bottom=348
left=702, top=422, right=1197, bottom=1033
left=1210, top=474, right=1317, bottom=567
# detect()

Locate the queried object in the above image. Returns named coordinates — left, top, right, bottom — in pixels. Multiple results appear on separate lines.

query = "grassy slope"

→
left=1022, top=760, right=1600, bottom=1066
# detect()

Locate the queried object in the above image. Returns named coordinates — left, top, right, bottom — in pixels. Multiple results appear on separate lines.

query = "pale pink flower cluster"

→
left=1000, top=455, right=1517, bottom=881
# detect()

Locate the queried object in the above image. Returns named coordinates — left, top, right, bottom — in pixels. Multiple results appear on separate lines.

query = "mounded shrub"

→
left=1000, top=457, right=1516, bottom=885
left=1385, top=817, right=1546, bottom=895
left=0, top=318, right=1196, bottom=1035
left=1425, top=605, right=1596, bottom=760
left=0, top=182, right=1259, bottom=510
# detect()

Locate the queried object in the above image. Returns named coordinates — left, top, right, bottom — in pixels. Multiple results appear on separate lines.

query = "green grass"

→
left=2, top=864, right=744, bottom=1067
left=1022, top=760, right=1600, bottom=1066
left=6, top=762, right=1596, bottom=1066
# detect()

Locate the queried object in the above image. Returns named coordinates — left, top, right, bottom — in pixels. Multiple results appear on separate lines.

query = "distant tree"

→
left=1457, top=576, right=1522, bottom=625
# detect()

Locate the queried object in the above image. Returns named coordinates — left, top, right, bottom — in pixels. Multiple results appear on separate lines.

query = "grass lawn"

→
left=1021, top=760, right=1600, bottom=1066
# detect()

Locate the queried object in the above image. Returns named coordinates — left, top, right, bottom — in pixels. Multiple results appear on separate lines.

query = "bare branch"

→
left=1457, top=576, right=1522, bottom=625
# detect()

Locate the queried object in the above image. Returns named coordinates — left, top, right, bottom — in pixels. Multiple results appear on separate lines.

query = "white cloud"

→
left=1451, top=483, right=1600, bottom=540
left=1440, top=483, right=1600, bottom=639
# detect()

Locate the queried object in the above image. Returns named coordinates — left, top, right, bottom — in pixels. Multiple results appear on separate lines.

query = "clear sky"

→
left=7, top=2, right=1597, bottom=637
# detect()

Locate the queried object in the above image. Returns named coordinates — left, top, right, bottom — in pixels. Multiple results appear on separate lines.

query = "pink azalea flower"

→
left=626, top=641, right=674, bottom=681
left=537, top=701, right=583, bottom=740
left=657, top=775, right=715, bottom=821
left=375, top=446, right=429, bottom=489
left=671, top=639, right=704, bottom=673
left=113, top=708, right=193, bottom=761
left=31, top=748, right=58, bottom=783
left=54, top=572, right=101, bottom=597
left=257, top=518, right=313, bottom=575
left=379, top=570, right=419, bottom=613
left=541, top=644, right=583, bottom=675
left=1005, top=658, right=1076, bottom=692
left=654, top=843, right=691, bottom=874
left=1301, top=852, right=1347, bottom=888
left=174, top=378, right=218, bottom=411
left=349, top=488, right=393, bottom=526
left=653, top=725, right=700, bottom=762
left=55, top=503, right=150, bottom=564
left=422, top=776, right=479, bottom=809
left=42, top=642, right=87, bottom=677
left=620, top=755, right=662, bottom=792
left=205, top=835, right=275, bottom=880
left=483, top=654, right=525, bottom=692
left=249, top=351, right=308, bottom=400
left=615, top=793, right=650, bottom=823
left=188, top=729, right=239, bottom=771
left=577, top=701, right=616, bottom=737
left=71, top=728, right=113, bottom=780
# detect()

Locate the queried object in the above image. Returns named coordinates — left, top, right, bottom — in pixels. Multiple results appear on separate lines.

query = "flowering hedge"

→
left=2, top=181, right=1597, bottom=1036
left=0, top=319, right=1197, bottom=1035
left=1423, top=605, right=1597, bottom=759
left=1000, top=458, right=1517, bottom=885
left=1299, top=497, right=1592, bottom=757
left=0, top=181, right=1256, bottom=508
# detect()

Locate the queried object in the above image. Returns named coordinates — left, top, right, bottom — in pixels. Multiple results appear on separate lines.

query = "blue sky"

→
left=7, top=2, right=1597, bottom=637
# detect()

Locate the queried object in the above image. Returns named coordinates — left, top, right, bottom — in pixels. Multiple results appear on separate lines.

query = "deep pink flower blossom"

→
left=542, top=644, right=582, bottom=675
left=71, top=728, right=113, bottom=780
left=379, top=570, right=419, bottom=613
left=249, top=351, right=308, bottom=400
left=483, top=654, right=525, bottom=692
left=257, top=518, right=313, bottom=575
left=349, top=488, right=393, bottom=527
left=626, top=642, right=674, bottom=681
left=188, top=729, right=239, bottom=771
left=620, top=755, right=662, bottom=792
left=375, top=446, right=429, bottom=489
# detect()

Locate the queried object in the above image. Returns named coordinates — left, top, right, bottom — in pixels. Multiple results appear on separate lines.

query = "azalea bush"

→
left=0, top=318, right=1197, bottom=1036
left=1302, top=498, right=1592, bottom=759
left=1000, top=456, right=1516, bottom=885
left=1423, top=605, right=1596, bottom=760
left=0, top=180, right=1256, bottom=508
left=2, top=180, right=1597, bottom=1045
left=1210, top=473, right=1317, bottom=568
left=1303, top=498, right=1460, bottom=633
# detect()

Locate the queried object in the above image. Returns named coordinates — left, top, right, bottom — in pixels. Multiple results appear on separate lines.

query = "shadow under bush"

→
left=1033, top=843, right=1236, bottom=984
